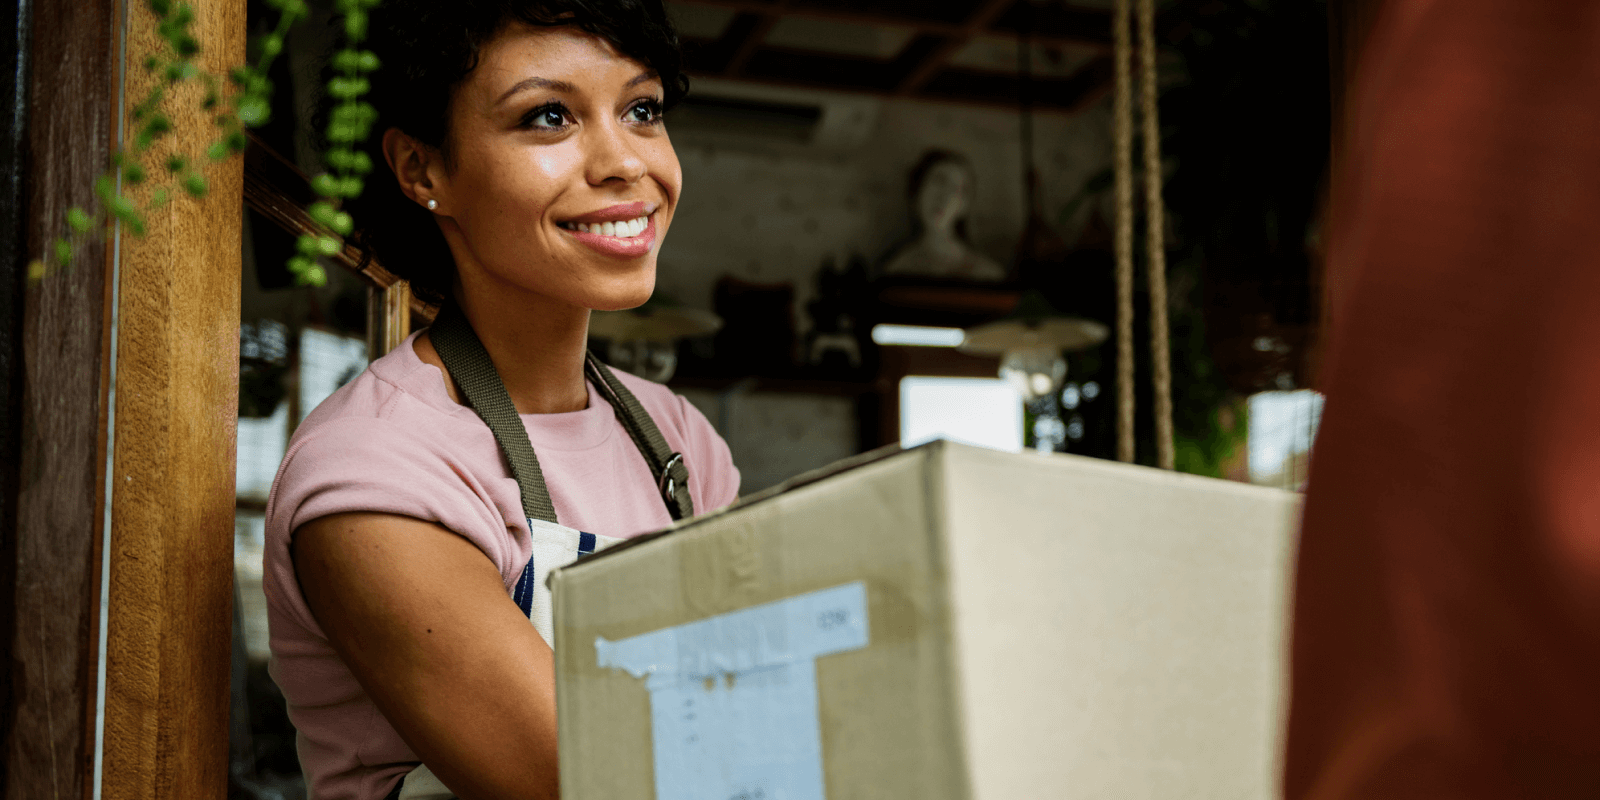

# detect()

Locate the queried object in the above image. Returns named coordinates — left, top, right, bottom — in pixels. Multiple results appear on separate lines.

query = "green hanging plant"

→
left=29, top=0, right=384, bottom=289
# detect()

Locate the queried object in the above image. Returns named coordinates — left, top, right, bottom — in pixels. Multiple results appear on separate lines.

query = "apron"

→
left=386, top=304, right=696, bottom=800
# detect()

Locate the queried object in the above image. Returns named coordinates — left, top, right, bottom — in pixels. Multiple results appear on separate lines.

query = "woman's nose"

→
left=585, top=121, right=647, bottom=186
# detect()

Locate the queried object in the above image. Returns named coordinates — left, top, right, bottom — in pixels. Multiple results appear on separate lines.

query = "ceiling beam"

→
left=894, top=0, right=1016, bottom=95
left=724, top=0, right=789, bottom=77
left=671, top=0, right=1114, bottom=51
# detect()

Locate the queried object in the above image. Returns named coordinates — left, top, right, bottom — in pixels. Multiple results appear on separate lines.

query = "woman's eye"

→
left=628, top=100, right=664, bottom=124
left=523, top=105, right=570, bottom=129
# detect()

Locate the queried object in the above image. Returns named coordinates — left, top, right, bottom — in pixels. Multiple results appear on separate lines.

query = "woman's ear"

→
left=382, top=127, right=447, bottom=212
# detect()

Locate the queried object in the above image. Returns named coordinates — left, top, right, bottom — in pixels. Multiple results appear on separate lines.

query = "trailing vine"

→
left=30, top=0, right=383, bottom=289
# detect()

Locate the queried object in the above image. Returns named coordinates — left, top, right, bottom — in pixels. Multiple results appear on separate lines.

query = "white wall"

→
left=658, top=79, right=1115, bottom=320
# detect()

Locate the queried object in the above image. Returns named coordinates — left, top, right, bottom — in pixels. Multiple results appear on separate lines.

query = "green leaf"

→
left=207, top=140, right=230, bottom=160
left=66, top=207, right=94, bottom=233
left=358, top=50, right=380, bottom=72
left=175, top=35, right=199, bottom=57
left=324, top=123, right=355, bottom=143
left=95, top=174, right=116, bottom=201
left=151, top=188, right=169, bottom=207
left=149, top=0, right=171, bottom=17
left=331, top=211, right=353, bottom=236
left=317, top=236, right=341, bottom=257
left=143, top=55, right=160, bottom=72
left=259, top=34, right=283, bottom=59
left=145, top=114, right=172, bottom=136
left=123, top=163, right=146, bottom=184
left=109, top=196, right=146, bottom=236
left=166, top=154, right=187, bottom=173
left=344, top=9, right=368, bottom=41
left=183, top=173, right=208, bottom=197
left=54, top=238, right=72, bottom=266
left=226, top=131, right=247, bottom=153
left=237, top=96, right=271, bottom=127
left=332, top=48, right=360, bottom=72
left=302, top=264, right=328, bottom=287
left=286, top=255, right=314, bottom=275
left=296, top=234, right=320, bottom=255
left=311, top=174, right=340, bottom=198
left=350, top=151, right=373, bottom=174
left=340, top=177, right=363, bottom=198
left=308, top=201, right=339, bottom=229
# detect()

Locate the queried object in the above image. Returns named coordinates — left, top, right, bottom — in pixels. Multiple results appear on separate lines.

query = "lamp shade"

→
left=959, top=316, right=1108, bottom=356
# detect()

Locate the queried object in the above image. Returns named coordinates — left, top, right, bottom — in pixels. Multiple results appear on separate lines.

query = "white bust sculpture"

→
left=882, top=151, right=1008, bottom=282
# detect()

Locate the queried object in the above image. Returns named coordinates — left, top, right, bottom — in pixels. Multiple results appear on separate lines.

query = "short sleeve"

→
left=676, top=394, right=741, bottom=512
left=264, top=416, right=524, bottom=635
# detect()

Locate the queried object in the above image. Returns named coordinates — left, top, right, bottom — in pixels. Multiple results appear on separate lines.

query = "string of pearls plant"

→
left=31, top=0, right=382, bottom=288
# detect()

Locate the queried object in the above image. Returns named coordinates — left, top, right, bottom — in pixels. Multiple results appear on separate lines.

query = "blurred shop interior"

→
left=230, top=0, right=1332, bottom=795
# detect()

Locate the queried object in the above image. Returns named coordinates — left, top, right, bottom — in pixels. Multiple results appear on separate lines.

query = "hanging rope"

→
left=1113, top=0, right=1136, bottom=464
left=1138, top=0, right=1175, bottom=470
left=1111, top=0, right=1175, bottom=468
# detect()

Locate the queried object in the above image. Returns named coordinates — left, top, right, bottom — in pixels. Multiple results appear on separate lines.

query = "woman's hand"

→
left=294, top=512, right=557, bottom=800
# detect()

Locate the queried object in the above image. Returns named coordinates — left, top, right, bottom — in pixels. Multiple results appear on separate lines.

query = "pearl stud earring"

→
left=426, top=199, right=438, bottom=210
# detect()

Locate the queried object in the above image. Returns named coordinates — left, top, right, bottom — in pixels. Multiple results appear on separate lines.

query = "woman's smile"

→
left=555, top=201, right=658, bottom=258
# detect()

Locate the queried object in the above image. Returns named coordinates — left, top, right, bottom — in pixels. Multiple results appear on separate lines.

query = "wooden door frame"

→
left=1, top=0, right=120, bottom=796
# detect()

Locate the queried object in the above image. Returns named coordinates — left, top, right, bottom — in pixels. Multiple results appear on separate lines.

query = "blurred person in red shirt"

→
left=1286, top=1, right=1600, bottom=797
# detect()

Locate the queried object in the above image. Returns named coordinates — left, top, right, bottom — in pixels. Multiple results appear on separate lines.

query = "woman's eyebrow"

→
left=496, top=76, right=577, bottom=106
left=624, top=71, right=659, bottom=89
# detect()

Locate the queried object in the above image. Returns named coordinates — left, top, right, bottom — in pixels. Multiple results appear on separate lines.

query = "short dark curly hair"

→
left=346, top=0, right=689, bottom=306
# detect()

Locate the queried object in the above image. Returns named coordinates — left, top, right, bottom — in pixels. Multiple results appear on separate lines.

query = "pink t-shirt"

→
left=263, top=331, right=739, bottom=800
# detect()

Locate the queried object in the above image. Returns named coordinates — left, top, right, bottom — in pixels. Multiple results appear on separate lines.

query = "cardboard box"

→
left=551, top=441, right=1299, bottom=800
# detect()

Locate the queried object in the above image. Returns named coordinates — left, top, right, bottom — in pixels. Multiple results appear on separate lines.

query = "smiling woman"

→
left=259, top=3, right=740, bottom=800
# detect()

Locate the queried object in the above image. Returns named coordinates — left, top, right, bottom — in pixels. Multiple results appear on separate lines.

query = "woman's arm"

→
left=294, top=512, right=557, bottom=800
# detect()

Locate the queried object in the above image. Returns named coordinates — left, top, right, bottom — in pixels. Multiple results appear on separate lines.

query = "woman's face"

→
left=423, top=23, right=681, bottom=311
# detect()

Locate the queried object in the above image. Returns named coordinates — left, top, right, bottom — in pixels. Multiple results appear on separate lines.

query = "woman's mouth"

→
left=557, top=206, right=658, bottom=258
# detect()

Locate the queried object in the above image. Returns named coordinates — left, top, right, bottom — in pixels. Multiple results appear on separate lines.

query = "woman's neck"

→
left=415, top=277, right=592, bottom=416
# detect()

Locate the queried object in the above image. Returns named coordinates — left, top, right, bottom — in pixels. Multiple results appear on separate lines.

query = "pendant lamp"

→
left=961, top=290, right=1107, bottom=403
left=590, top=303, right=722, bottom=383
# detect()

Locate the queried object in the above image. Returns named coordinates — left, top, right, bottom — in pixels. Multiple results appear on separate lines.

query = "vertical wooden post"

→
left=1, top=0, right=120, bottom=796
left=99, top=0, right=244, bottom=796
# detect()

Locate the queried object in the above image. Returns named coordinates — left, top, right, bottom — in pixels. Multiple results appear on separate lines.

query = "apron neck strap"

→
left=427, top=303, right=695, bottom=525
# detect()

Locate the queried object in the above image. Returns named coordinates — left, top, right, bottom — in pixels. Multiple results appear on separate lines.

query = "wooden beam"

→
left=99, top=0, right=243, bottom=795
left=895, top=0, right=1015, bottom=95
left=1, top=0, right=119, bottom=795
left=242, top=134, right=435, bottom=320
left=672, top=0, right=1112, bottom=50
left=724, top=0, right=788, bottom=77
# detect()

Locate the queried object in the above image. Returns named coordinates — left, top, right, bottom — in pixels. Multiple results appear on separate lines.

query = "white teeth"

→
left=565, top=215, right=650, bottom=237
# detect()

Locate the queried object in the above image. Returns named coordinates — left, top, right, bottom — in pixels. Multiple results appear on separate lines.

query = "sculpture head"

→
left=908, top=150, right=974, bottom=239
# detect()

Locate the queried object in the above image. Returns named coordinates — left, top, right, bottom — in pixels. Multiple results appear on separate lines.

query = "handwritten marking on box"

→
left=596, top=582, right=870, bottom=800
